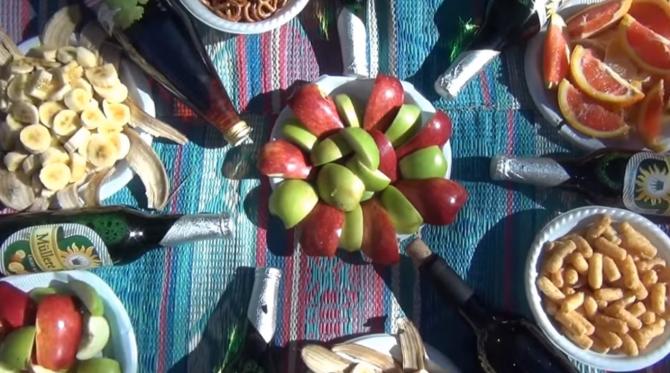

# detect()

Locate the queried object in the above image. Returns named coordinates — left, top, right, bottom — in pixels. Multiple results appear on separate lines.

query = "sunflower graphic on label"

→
left=0, top=224, right=112, bottom=275
left=623, top=153, right=670, bottom=215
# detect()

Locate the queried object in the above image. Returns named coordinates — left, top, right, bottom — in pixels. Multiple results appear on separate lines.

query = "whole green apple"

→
left=398, top=146, right=448, bottom=179
left=380, top=186, right=423, bottom=234
left=269, top=180, right=319, bottom=228
left=316, top=164, right=365, bottom=212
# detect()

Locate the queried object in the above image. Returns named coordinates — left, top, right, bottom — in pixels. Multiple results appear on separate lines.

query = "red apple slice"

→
left=363, top=75, right=405, bottom=132
left=393, top=179, right=467, bottom=225
left=289, top=83, right=344, bottom=138
left=257, top=139, right=312, bottom=179
left=298, top=203, right=345, bottom=257
left=0, top=282, right=35, bottom=329
left=368, top=129, right=397, bottom=181
left=361, top=199, right=400, bottom=265
left=396, top=111, right=452, bottom=159
left=35, top=295, right=83, bottom=371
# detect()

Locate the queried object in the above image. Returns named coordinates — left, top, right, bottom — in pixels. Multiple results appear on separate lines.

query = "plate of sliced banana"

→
left=0, top=6, right=187, bottom=212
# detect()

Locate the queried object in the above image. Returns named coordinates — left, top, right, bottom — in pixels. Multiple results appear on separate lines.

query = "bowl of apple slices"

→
left=258, top=74, right=467, bottom=265
left=0, top=271, right=136, bottom=373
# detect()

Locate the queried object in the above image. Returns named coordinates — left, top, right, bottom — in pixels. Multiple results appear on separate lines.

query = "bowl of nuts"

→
left=526, top=206, right=670, bottom=371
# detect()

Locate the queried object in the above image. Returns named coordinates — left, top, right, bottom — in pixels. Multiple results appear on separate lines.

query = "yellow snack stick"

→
left=637, top=257, right=666, bottom=272
left=565, top=234, right=593, bottom=258
left=594, top=328, right=623, bottom=349
left=586, top=214, right=611, bottom=239
left=588, top=253, right=604, bottom=289
left=594, top=314, right=629, bottom=334
left=550, top=269, right=564, bottom=288
left=544, top=240, right=577, bottom=274
left=641, top=270, right=658, bottom=287
left=537, top=276, right=565, bottom=301
left=620, top=222, right=657, bottom=258
left=641, top=311, right=656, bottom=326
left=621, top=255, right=641, bottom=290
left=603, top=256, right=622, bottom=283
left=619, top=333, right=639, bottom=356
left=594, top=288, right=623, bottom=302
left=594, top=237, right=627, bottom=262
left=564, top=268, right=579, bottom=286
left=583, top=295, right=598, bottom=319
left=628, top=302, right=646, bottom=318
left=561, top=292, right=585, bottom=313
left=650, top=283, right=666, bottom=314
left=568, top=252, right=589, bottom=274
left=564, top=328, right=593, bottom=350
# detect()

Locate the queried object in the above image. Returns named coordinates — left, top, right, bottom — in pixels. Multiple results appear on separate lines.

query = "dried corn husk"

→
left=41, top=5, right=81, bottom=48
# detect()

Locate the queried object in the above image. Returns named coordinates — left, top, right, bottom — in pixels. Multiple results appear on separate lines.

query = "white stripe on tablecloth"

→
left=287, top=247, right=301, bottom=373
left=366, top=0, right=378, bottom=77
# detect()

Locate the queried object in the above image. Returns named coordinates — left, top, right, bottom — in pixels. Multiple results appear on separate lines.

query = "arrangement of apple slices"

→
left=258, top=75, right=468, bottom=265
left=0, top=280, right=120, bottom=373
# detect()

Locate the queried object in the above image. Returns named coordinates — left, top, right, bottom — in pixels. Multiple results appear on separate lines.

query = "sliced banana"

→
left=102, top=100, right=130, bottom=127
left=64, top=127, right=90, bottom=153
left=56, top=46, right=77, bottom=64
left=26, top=47, right=57, bottom=62
left=85, top=97, right=98, bottom=110
left=6, top=74, right=29, bottom=101
left=48, top=81, right=71, bottom=102
left=96, top=119, right=123, bottom=136
left=10, top=101, right=39, bottom=124
left=85, top=64, right=119, bottom=88
left=0, top=116, right=24, bottom=150
left=63, top=87, right=92, bottom=112
left=26, top=68, right=54, bottom=101
left=52, top=109, right=80, bottom=136
left=93, top=83, right=127, bottom=103
left=70, top=78, right=92, bottom=95
left=20, top=124, right=51, bottom=154
left=59, top=61, right=84, bottom=84
left=38, top=101, right=65, bottom=127
left=10, top=58, right=34, bottom=74
left=69, top=152, right=87, bottom=183
left=76, top=46, right=98, bottom=68
left=80, top=106, right=106, bottom=130
left=108, top=132, right=130, bottom=160
left=21, top=154, right=38, bottom=175
left=39, top=146, right=69, bottom=165
left=39, top=162, right=71, bottom=191
left=87, top=133, right=117, bottom=169
left=3, top=151, right=27, bottom=172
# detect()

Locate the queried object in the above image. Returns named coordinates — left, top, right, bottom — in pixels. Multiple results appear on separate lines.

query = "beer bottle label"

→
left=0, top=224, right=113, bottom=275
left=623, top=152, right=670, bottom=216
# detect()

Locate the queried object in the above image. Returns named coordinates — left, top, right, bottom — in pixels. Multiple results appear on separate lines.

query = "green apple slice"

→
left=360, top=191, right=375, bottom=202
left=346, top=158, right=390, bottom=192
left=76, top=358, right=121, bottom=373
left=269, top=180, right=319, bottom=228
left=68, top=279, right=105, bottom=316
left=334, top=94, right=360, bottom=127
left=341, top=128, right=379, bottom=169
left=280, top=121, right=317, bottom=151
left=380, top=186, right=423, bottom=234
left=385, top=104, right=422, bottom=147
left=316, top=164, right=365, bottom=212
left=340, top=204, right=363, bottom=252
left=28, top=287, right=57, bottom=303
left=311, top=132, right=351, bottom=166
left=0, top=362, right=15, bottom=373
left=0, top=327, right=36, bottom=371
left=77, top=316, right=110, bottom=360
left=398, top=145, right=448, bottom=179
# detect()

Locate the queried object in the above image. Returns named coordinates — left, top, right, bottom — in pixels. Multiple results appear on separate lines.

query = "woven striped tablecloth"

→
left=2, top=0, right=669, bottom=372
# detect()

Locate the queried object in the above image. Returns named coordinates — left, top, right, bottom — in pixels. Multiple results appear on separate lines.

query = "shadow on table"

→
left=297, top=0, right=343, bottom=76
left=169, top=267, right=255, bottom=373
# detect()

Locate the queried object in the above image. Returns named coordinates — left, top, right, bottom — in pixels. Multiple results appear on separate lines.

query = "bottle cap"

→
left=224, top=120, right=252, bottom=146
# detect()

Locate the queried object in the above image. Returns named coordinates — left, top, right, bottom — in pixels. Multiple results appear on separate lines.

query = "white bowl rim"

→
left=179, top=0, right=310, bottom=34
left=0, top=270, right=138, bottom=373
left=525, top=205, right=670, bottom=371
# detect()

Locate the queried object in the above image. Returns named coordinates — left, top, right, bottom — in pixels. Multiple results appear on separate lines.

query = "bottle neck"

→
left=248, top=268, right=281, bottom=344
left=158, top=214, right=234, bottom=247
left=490, top=155, right=572, bottom=187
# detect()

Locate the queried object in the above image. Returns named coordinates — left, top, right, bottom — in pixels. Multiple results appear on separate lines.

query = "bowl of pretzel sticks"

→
left=526, top=206, right=670, bottom=371
left=179, top=0, right=309, bottom=34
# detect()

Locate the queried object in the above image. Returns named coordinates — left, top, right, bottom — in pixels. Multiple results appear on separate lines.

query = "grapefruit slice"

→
left=543, top=14, right=570, bottom=90
left=637, top=79, right=666, bottom=151
left=619, top=14, right=670, bottom=75
left=628, top=0, right=670, bottom=39
left=566, top=0, right=632, bottom=39
left=570, top=44, right=645, bottom=106
left=557, top=79, right=629, bottom=138
left=574, top=29, right=618, bottom=58
left=603, top=37, right=651, bottom=83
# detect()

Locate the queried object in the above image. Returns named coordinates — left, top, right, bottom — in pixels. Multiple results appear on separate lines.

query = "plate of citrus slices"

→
left=525, top=0, right=670, bottom=152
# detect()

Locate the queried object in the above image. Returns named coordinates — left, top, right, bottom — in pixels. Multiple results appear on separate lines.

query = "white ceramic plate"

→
left=269, top=74, right=453, bottom=187
left=525, top=206, right=670, bottom=371
left=18, top=37, right=154, bottom=202
left=340, top=333, right=458, bottom=373
left=179, top=0, right=309, bottom=34
left=524, top=0, right=651, bottom=151
left=0, top=271, right=138, bottom=373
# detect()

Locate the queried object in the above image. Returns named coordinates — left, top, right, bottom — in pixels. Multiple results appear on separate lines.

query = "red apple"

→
left=258, top=139, right=312, bottom=179
left=298, top=203, right=344, bottom=257
left=396, top=111, right=452, bottom=159
left=0, top=282, right=34, bottom=329
left=35, top=295, right=83, bottom=371
left=363, top=74, right=405, bottom=132
left=361, top=199, right=400, bottom=265
left=288, top=83, right=344, bottom=138
left=394, top=179, right=467, bottom=225
left=368, top=129, right=397, bottom=181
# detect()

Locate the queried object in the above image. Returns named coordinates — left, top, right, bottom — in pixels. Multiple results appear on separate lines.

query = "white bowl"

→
left=0, top=271, right=138, bottom=373
left=18, top=37, right=155, bottom=202
left=525, top=206, right=670, bottom=371
left=269, top=74, right=453, bottom=188
left=179, top=0, right=309, bottom=34
left=524, top=0, right=652, bottom=151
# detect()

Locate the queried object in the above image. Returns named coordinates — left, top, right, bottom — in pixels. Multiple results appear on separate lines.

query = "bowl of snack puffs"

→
left=526, top=206, right=670, bottom=371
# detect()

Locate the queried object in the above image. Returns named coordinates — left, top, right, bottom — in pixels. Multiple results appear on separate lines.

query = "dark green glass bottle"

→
left=0, top=206, right=233, bottom=275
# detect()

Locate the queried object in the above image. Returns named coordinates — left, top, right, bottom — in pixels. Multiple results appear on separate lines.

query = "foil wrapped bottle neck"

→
left=490, top=155, right=571, bottom=187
